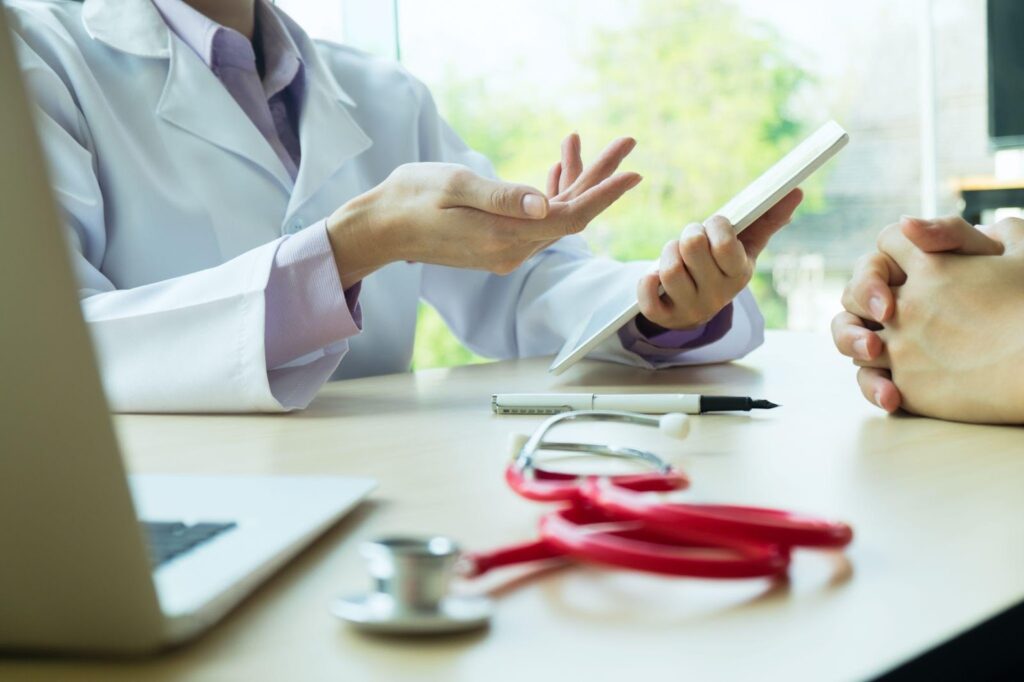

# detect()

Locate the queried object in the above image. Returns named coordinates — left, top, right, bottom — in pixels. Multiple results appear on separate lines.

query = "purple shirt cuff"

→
left=264, top=219, right=361, bottom=369
left=619, top=303, right=735, bottom=359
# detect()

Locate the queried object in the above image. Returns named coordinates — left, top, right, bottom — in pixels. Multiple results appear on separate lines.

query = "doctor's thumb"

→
left=458, top=175, right=549, bottom=220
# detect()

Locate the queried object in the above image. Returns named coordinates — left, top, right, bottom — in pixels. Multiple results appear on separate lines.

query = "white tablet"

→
left=548, top=119, right=849, bottom=375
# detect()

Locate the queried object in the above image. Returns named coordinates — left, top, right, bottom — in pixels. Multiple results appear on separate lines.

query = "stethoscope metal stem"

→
left=514, top=410, right=670, bottom=475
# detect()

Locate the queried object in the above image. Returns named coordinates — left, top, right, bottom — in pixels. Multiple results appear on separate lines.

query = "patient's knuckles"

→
left=840, top=281, right=859, bottom=312
left=916, top=252, right=952, bottom=280
left=875, top=222, right=902, bottom=251
left=829, top=313, right=846, bottom=344
left=853, top=252, right=883, bottom=279
left=886, top=335, right=908, bottom=366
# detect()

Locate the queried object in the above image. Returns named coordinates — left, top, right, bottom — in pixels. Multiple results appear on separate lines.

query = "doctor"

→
left=8, top=0, right=801, bottom=413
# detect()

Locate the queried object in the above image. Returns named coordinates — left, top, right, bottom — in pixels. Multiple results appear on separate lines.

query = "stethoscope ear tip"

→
left=658, top=412, right=690, bottom=440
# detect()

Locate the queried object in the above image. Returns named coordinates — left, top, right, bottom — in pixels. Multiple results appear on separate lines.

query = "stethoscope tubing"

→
left=475, top=409, right=853, bottom=581
left=584, top=478, right=854, bottom=548
left=538, top=506, right=790, bottom=578
left=499, top=467, right=796, bottom=579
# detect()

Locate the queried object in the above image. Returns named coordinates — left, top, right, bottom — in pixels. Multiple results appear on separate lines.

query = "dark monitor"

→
left=988, top=0, right=1024, bottom=149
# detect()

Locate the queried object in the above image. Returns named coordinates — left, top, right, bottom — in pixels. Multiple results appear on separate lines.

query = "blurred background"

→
left=278, top=0, right=1011, bottom=369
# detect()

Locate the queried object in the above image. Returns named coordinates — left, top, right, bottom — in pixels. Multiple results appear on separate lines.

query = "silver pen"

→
left=491, top=393, right=779, bottom=415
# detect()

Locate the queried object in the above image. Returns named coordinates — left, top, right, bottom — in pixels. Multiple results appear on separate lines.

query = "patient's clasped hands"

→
left=833, top=215, right=1024, bottom=423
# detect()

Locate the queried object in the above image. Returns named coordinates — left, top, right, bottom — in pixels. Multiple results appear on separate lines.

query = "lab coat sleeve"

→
left=409, top=75, right=764, bottom=368
left=11, top=25, right=339, bottom=413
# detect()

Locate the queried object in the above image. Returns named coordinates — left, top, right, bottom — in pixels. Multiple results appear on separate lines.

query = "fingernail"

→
left=853, top=337, right=869, bottom=359
left=522, top=194, right=547, bottom=218
left=869, top=295, right=886, bottom=320
left=874, top=389, right=885, bottom=408
left=627, top=174, right=643, bottom=189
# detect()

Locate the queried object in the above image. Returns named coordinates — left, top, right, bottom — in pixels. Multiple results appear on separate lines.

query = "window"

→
left=280, top=1, right=992, bottom=368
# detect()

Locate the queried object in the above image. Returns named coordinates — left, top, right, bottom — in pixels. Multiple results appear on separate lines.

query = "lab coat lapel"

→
left=285, top=22, right=373, bottom=215
left=156, top=38, right=295, bottom=193
left=84, top=0, right=294, bottom=193
left=85, top=0, right=372, bottom=213
left=82, top=0, right=169, bottom=58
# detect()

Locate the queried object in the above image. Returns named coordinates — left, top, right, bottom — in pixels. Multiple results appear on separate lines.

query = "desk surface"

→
left=3, top=332, right=1023, bottom=682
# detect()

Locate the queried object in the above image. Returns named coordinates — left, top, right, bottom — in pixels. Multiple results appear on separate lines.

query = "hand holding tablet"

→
left=549, top=120, right=849, bottom=375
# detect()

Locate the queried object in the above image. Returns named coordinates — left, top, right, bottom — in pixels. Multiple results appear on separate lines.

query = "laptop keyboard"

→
left=143, top=521, right=237, bottom=568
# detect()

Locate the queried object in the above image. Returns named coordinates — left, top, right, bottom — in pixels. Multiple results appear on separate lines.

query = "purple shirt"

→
left=150, top=0, right=717, bottom=394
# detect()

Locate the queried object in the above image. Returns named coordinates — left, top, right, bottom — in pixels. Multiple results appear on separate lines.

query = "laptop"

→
left=0, top=8, right=374, bottom=654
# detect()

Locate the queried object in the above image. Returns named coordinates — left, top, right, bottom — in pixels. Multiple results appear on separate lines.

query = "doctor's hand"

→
left=545, top=133, right=637, bottom=203
left=832, top=215, right=1024, bottom=423
left=635, top=188, right=803, bottom=332
left=325, top=161, right=640, bottom=287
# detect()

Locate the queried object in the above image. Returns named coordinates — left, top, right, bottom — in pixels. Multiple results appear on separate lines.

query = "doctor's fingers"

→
left=900, top=215, right=1004, bottom=255
left=658, top=239, right=698, bottom=300
left=677, top=222, right=727, bottom=293
left=703, top=216, right=750, bottom=278
left=560, top=133, right=583, bottom=194
left=443, top=171, right=551, bottom=220
left=555, top=137, right=637, bottom=202
left=637, top=271, right=676, bottom=327
left=737, top=188, right=803, bottom=260
left=521, top=172, right=643, bottom=241
left=857, top=366, right=903, bottom=413
left=546, top=162, right=562, bottom=198
left=831, top=311, right=886, bottom=363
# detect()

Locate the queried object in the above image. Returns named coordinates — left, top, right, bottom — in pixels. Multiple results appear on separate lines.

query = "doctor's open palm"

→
left=323, top=139, right=642, bottom=290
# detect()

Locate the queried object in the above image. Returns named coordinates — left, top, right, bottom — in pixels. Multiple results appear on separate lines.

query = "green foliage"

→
left=413, top=303, right=488, bottom=370
left=749, top=271, right=787, bottom=329
left=412, top=0, right=807, bottom=369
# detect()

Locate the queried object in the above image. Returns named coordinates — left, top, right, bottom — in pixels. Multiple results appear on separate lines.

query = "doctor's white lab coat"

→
left=6, top=0, right=764, bottom=412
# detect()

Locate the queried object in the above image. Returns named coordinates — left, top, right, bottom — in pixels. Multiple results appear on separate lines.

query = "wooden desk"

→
left=3, top=332, right=1023, bottom=681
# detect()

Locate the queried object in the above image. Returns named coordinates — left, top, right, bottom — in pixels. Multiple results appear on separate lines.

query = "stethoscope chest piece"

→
left=332, top=536, right=492, bottom=635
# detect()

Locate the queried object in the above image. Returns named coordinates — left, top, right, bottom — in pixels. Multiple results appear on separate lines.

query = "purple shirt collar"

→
left=149, top=0, right=305, bottom=178
left=150, top=0, right=303, bottom=99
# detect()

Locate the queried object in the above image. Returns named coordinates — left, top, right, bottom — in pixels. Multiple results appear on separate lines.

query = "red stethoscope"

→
left=462, top=411, right=853, bottom=580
